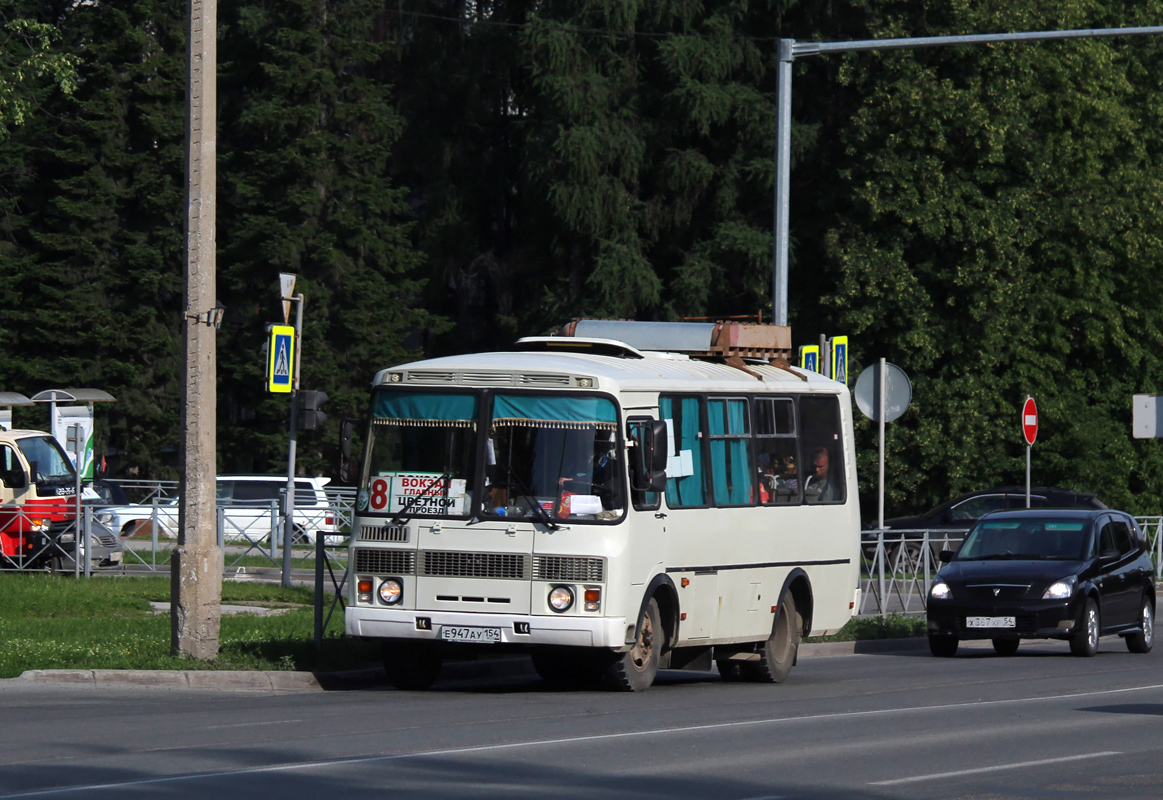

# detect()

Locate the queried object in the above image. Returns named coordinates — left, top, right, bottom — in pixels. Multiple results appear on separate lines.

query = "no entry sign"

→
left=1022, top=397, right=1038, bottom=446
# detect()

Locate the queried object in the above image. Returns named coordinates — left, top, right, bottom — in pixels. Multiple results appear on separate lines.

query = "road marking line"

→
left=870, top=751, right=1119, bottom=786
left=2, top=684, right=1161, bottom=798
left=201, top=719, right=304, bottom=730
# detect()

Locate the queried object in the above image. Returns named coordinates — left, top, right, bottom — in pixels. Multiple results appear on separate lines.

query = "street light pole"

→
left=770, top=25, right=1163, bottom=327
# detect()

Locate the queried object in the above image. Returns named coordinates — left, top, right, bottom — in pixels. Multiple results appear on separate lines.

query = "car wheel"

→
left=929, top=634, right=958, bottom=658
left=992, top=638, right=1019, bottom=656
left=1126, top=597, right=1154, bottom=654
left=383, top=641, right=442, bottom=690
left=1070, top=598, right=1100, bottom=657
left=603, top=598, right=661, bottom=692
left=741, top=593, right=800, bottom=683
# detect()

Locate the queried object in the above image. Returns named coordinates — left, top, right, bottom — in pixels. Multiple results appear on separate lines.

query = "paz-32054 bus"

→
left=345, top=320, right=860, bottom=691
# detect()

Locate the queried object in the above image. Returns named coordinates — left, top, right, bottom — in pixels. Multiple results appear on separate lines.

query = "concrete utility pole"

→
left=173, top=0, right=222, bottom=660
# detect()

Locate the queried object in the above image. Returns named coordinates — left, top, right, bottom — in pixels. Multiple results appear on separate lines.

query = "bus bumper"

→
left=346, top=606, right=629, bottom=649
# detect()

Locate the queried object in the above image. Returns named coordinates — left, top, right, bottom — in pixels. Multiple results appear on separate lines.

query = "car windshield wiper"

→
left=499, top=464, right=561, bottom=531
left=391, top=472, right=454, bottom=525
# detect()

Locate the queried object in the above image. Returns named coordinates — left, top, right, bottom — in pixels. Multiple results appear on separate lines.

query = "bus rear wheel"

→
left=383, top=641, right=442, bottom=690
left=604, top=598, right=661, bottom=692
left=742, top=594, right=799, bottom=683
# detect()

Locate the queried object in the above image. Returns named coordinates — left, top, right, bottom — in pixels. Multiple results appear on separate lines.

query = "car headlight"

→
left=548, top=586, right=574, bottom=612
left=96, top=511, right=114, bottom=526
left=930, top=581, right=951, bottom=600
left=378, top=579, right=403, bottom=605
left=1042, top=577, right=1076, bottom=600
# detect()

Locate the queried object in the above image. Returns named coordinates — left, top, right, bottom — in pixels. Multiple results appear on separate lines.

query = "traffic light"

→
left=298, top=390, right=328, bottom=431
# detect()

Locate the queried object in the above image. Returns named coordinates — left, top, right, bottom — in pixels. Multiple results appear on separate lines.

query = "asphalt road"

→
left=2, top=637, right=1162, bottom=799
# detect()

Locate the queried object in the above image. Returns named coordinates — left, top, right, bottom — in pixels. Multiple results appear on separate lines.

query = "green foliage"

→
left=816, top=0, right=1163, bottom=515
left=0, top=574, right=376, bottom=678
left=216, top=0, right=439, bottom=475
left=805, top=613, right=926, bottom=642
left=0, top=2, right=77, bottom=136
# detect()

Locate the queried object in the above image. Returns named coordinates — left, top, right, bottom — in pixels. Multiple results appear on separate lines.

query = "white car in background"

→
left=96, top=475, right=341, bottom=544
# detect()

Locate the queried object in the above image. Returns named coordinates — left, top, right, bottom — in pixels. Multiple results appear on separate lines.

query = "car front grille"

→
left=532, top=555, right=605, bottom=582
left=965, top=584, right=1031, bottom=601
left=420, top=551, right=529, bottom=580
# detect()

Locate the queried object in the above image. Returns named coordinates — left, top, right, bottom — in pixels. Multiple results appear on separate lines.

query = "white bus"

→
left=345, top=320, right=861, bottom=691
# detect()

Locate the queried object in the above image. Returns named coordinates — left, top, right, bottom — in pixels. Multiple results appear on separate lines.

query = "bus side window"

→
left=660, top=395, right=707, bottom=507
left=799, top=396, right=845, bottom=504
left=753, top=397, right=799, bottom=505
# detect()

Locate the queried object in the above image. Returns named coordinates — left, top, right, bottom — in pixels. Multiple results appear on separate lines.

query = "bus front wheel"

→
left=604, top=598, right=661, bottom=692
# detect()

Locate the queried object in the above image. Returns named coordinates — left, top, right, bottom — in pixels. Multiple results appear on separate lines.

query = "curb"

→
left=7, top=639, right=929, bottom=691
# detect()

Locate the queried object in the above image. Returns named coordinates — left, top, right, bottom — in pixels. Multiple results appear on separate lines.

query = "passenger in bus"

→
left=804, top=447, right=838, bottom=502
left=757, top=452, right=778, bottom=503
left=780, top=456, right=798, bottom=490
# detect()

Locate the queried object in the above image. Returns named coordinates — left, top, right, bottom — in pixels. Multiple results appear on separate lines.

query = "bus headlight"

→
left=548, top=586, right=574, bottom=612
left=379, top=579, right=403, bottom=605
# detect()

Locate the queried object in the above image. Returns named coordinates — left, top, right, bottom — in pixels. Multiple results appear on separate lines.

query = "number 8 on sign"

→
left=370, top=477, right=391, bottom=511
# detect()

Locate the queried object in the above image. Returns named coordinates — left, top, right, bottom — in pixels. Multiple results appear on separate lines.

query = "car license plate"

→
left=109, top=551, right=123, bottom=563
left=966, top=616, right=1015, bottom=628
left=440, top=626, right=501, bottom=644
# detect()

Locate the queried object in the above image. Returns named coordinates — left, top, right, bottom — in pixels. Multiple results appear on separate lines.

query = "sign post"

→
left=1022, top=396, right=1038, bottom=508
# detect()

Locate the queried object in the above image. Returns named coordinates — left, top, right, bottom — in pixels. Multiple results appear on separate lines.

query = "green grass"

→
left=0, top=574, right=377, bottom=679
left=805, top=613, right=926, bottom=643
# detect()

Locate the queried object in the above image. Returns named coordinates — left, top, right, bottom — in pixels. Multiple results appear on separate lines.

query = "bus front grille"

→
left=420, top=551, right=529, bottom=580
left=354, top=548, right=416, bottom=575
left=533, top=555, right=605, bottom=582
left=359, top=524, right=409, bottom=543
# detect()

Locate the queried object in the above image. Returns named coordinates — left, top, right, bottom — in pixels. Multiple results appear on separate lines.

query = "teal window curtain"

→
left=492, top=394, right=617, bottom=430
left=372, top=392, right=478, bottom=427
left=708, top=398, right=751, bottom=505
left=661, top=395, right=705, bottom=507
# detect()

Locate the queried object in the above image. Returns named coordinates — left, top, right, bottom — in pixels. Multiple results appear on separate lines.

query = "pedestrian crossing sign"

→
left=268, top=325, right=295, bottom=393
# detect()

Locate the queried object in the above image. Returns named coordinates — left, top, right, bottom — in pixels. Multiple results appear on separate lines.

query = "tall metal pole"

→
left=173, top=0, right=222, bottom=660
left=282, top=295, right=304, bottom=588
left=772, top=39, right=794, bottom=327
left=877, top=358, right=886, bottom=530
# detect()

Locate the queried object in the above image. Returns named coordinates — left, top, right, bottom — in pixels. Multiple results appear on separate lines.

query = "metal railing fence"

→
left=859, top=517, right=1163, bottom=617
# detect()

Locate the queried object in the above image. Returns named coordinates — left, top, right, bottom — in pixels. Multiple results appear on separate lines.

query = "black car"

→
left=863, top=486, right=1106, bottom=562
left=927, top=508, right=1155, bottom=657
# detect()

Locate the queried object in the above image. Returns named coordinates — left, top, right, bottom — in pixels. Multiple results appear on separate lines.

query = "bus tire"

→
left=383, top=641, right=442, bottom=690
left=742, top=593, right=799, bottom=683
left=604, top=597, right=661, bottom=692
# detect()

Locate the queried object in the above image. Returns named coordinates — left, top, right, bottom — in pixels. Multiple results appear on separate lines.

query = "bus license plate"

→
left=440, top=626, right=501, bottom=644
left=966, top=616, right=1015, bottom=629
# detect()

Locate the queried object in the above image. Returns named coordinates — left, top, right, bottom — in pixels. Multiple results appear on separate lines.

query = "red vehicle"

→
left=0, top=430, right=80, bottom=569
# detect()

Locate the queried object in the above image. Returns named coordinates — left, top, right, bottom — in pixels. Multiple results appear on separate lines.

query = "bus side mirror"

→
left=628, top=420, right=668, bottom=493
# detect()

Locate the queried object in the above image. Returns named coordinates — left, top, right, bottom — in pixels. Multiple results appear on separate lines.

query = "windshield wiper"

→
left=391, top=472, right=454, bottom=525
left=499, top=464, right=561, bottom=531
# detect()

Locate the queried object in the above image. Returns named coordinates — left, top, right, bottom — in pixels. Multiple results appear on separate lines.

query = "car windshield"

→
left=17, top=435, right=76, bottom=485
left=956, top=519, right=1091, bottom=561
left=360, top=391, right=479, bottom=518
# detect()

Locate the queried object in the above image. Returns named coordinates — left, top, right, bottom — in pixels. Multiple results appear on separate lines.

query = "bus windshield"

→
left=17, top=435, right=76, bottom=486
left=360, top=391, right=479, bottom=519
left=482, top=394, right=625, bottom=522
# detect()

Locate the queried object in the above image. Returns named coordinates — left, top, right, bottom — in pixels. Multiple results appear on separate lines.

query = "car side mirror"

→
left=938, top=549, right=955, bottom=564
